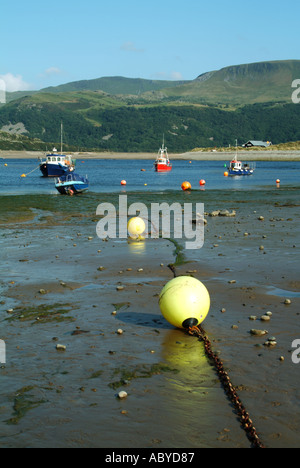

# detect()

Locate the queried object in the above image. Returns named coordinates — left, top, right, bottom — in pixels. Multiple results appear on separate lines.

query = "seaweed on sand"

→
left=5, top=303, right=75, bottom=325
left=108, top=362, right=179, bottom=390
left=5, top=386, right=47, bottom=425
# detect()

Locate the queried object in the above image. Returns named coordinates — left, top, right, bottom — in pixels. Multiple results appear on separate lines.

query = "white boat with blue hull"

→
left=228, top=159, right=255, bottom=176
left=228, top=140, right=255, bottom=176
left=55, top=173, right=89, bottom=195
left=40, top=149, right=75, bottom=177
left=39, top=123, right=75, bottom=177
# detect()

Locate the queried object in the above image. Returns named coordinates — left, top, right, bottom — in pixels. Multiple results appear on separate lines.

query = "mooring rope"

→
left=21, top=165, right=41, bottom=178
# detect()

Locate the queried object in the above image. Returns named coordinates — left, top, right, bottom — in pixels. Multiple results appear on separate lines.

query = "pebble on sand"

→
left=56, top=344, right=67, bottom=351
left=118, top=391, right=128, bottom=399
left=250, top=329, right=268, bottom=336
left=261, top=315, right=271, bottom=322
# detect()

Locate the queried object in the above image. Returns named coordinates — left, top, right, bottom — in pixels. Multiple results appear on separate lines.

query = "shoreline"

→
left=1, top=150, right=300, bottom=161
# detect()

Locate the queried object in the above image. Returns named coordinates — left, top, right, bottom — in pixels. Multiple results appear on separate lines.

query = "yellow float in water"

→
left=159, top=276, right=210, bottom=329
left=127, top=217, right=146, bottom=239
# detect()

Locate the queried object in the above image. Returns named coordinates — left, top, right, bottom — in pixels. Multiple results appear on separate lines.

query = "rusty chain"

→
left=188, top=325, right=265, bottom=449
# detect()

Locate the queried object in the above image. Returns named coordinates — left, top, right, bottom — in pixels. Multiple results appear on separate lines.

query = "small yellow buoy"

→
left=159, top=276, right=210, bottom=329
left=21, top=174, right=26, bottom=178
left=127, top=217, right=146, bottom=239
left=224, top=171, right=229, bottom=177
left=4, top=163, right=8, bottom=167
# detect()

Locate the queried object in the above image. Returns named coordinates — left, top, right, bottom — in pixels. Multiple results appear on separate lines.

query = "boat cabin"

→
left=230, top=160, right=251, bottom=170
left=46, top=153, right=73, bottom=166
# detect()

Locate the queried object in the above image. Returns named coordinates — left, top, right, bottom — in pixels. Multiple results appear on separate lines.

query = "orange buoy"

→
left=199, top=179, right=206, bottom=186
left=276, top=179, right=280, bottom=184
left=181, top=181, right=191, bottom=191
left=224, top=171, right=229, bottom=177
left=121, top=180, right=127, bottom=186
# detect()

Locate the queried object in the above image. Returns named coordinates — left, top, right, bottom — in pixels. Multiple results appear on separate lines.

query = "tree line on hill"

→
left=0, top=100, right=299, bottom=152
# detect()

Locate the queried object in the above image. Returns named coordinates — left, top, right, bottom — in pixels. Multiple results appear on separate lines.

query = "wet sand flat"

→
left=0, top=188, right=299, bottom=448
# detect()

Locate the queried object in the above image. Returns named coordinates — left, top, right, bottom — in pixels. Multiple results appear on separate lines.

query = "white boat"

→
left=39, top=123, right=75, bottom=177
left=228, top=140, right=255, bottom=176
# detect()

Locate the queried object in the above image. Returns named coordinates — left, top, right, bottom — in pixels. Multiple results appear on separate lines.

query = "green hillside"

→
left=0, top=131, right=48, bottom=151
left=1, top=60, right=300, bottom=152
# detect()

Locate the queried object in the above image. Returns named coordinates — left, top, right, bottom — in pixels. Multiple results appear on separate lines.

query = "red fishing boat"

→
left=154, top=140, right=172, bottom=172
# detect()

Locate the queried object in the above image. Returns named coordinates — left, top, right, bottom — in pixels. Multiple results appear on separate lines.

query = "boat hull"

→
left=56, top=183, right=89, bottom=195
left=154, top=163, right=172, bottom=172
left=40, top=163, right=71, bottom=178
left=228, top=169, right=254, bottom=176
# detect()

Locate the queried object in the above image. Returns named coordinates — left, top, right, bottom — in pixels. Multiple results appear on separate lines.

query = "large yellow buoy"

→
left=159, top=276, right=210, bottom=329
left=127, top=217, right=146, bottom=239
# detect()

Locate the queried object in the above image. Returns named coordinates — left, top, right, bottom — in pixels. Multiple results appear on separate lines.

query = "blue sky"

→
left=0, top=0, right=299, bottom=91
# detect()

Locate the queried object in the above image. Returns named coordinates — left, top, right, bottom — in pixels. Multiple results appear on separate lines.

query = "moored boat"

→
left=40, top=148, right=75, bottom=177
left=55, top=172, right=89, bottom=195
left=228, top=140, right=255, bottom=176
left=154, top=139, right=172, bottom=172
left=39, top=123, right=75, bottom=177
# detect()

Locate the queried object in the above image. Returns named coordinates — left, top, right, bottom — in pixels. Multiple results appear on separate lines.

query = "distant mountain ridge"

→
left=1, top=60, right=300, bottom=152
left=6, top=59, right=300, bottom=105
left=160, top=60, right=300, bottom=105
left=41, top=76, right=190, bottom=96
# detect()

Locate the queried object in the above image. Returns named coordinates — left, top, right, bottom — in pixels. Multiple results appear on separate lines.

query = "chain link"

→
left=188, top=325, right=265, bottom=449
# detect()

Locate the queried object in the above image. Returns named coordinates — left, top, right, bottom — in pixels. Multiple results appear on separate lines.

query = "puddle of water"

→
left=266, top=287, right=300, bottom=298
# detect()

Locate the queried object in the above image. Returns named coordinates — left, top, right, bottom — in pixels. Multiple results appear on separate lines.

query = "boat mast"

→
left=60, top=121, right=63, bottom=154
left=234, top=139, right=238, bottom=162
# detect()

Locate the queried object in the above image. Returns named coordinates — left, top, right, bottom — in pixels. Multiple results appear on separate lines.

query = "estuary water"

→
left=0, top=158, right=299, bottom=195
